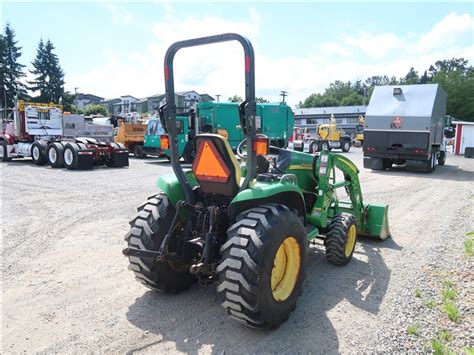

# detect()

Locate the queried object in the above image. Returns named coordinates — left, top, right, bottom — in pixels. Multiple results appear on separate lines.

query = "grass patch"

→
left=442, top=287, right=457, bottom=301
left=432, top=338, right=455, bottom=355
left=415, top=288, right=422, bottom=298
left=466, top=231, right=474, bottom=237
left=407, top=324, right=420, bottom=336
left=442, top=301, right=460, bottom=322
left=425, top=299, right=437, bottom=309
left=464, top=346, right=474, bottom=355
left=464, top=238, right=473, bottom=257
left=438, top=330, right=451, bottom=342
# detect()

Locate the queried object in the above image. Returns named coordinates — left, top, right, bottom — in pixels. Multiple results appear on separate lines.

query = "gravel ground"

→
left=2, top=148, right=473, bottom=354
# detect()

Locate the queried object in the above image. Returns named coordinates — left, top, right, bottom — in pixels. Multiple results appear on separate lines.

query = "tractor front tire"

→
left=217, top=204, right=307, bottom=329
left=125, top=193, right=197, bottom=293
left=324, top=213, right=357, bottom=266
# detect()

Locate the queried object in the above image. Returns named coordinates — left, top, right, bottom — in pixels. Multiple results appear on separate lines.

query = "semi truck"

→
left=363, top=84, right=447, bottom=173
left=143, top=101, right=294, bottom=162
left=0, top=100, right=129, bottom=169
left=289, top=114, right=352, bottom=153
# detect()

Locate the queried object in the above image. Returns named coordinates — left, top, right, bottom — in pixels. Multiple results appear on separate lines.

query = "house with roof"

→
left=76, top=93, right=105, bottom=109
left=145, top=91, right=215, bottom=114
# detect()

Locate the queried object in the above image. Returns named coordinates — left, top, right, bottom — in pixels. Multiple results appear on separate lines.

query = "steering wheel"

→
left=236, top=138, right=248, bottom=159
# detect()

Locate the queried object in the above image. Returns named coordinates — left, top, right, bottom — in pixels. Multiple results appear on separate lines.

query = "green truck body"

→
left=143, top=102, right=294, bottom=160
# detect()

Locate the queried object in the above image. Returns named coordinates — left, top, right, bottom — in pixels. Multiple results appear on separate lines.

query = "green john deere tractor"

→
left=123, top=33, right=391, bottom=329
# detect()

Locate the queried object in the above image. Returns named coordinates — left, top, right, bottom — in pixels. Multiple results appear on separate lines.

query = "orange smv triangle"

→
left=193, top=140, right=230, bottom=183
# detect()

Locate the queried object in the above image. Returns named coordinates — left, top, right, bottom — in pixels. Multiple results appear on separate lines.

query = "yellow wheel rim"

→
left=271, top=236, right=301, bottom=302
left=345, top=224, right=357, bottom=257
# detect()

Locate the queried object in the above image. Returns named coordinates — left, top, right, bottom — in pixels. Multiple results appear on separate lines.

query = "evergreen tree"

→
left=1, top=23, right=26, bottom=109
left=0, top=33, right=7, bottom=109
left=29, top=38, right=64, bottom=103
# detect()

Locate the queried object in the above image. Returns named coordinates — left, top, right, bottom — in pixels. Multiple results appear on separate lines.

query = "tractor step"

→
left=122, top=247, right=161, bottom=260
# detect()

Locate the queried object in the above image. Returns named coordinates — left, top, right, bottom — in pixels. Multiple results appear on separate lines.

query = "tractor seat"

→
left=192, top=134, right=241, bottom=197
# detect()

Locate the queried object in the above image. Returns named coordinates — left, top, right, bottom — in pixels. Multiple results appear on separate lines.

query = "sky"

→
left=2, top=1, right=474, bottom=107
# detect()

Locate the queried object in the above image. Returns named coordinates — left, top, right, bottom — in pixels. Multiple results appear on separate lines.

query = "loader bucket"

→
left=361, top=203, right=391, bottom=240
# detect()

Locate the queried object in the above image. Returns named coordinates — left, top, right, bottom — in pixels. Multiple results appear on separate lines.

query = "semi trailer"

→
left=0, top=100, right=129, bottom=169
left=363, top=84, right=447, bottom=172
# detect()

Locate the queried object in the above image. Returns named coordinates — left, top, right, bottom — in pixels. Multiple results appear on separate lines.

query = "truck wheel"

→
left=47, top=142, right=64, bottom=168
left=0, top=140, right=12, bottom=162
left=319, top=141, right=330, bottom=151
left=382, top=159, right=392, bottom=170
left=341, top=141, right=351, bottom=152
left=310, top=141, right=319, bottom=154
left=133, top=145, right=147, bottom=159
left=125, top=193, right=197, bottom=293
left=437, top=151, right=446, bottom=166
left=426, top=151, right=436, bottom=173
left=31, top=142, right=47, bottom=165
left=218, top=204, right=307, bottom=329
left=324, top=213, right=357, bottom=266
left=63, top=143, right=80, bottom=170
left=182, top=148, right=195, bottom=163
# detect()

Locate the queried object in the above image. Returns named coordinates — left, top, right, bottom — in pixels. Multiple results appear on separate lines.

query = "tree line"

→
left=299, top=58, right=474, bottom=121
left=0, top=23, right=67, bottom=111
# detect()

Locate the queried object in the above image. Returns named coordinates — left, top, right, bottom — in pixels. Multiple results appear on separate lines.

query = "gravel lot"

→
left=2, top=148, right=473, bottom=354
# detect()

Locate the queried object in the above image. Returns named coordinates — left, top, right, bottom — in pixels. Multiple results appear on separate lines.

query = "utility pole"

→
left=280, top=90, right=288, bottom=103
left=216, top=94, right=220, bottom=102
left=74, top=87, right=79, bottom=113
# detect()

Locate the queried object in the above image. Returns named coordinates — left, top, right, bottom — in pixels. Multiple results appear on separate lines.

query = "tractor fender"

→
left=156, top=172, right=199, bottom=206
left=228, top=182, right=306, bottom=223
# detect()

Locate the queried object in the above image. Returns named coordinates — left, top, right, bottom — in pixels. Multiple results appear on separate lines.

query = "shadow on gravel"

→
left=125, top=239, right=393, bottom=354
left=368, top=163, right=474, bottom=182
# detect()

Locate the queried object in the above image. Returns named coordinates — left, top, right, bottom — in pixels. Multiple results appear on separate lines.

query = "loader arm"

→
left=310, top=151, right=365, bottom=231
left=331, top=154, right=365, bottom=230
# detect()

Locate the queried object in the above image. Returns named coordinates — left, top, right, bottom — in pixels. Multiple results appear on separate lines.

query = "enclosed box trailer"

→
left=363, top=84, right=447, bottom=172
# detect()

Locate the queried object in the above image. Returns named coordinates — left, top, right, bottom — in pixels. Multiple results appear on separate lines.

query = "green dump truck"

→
left=143, top=101, right=294, bottom=162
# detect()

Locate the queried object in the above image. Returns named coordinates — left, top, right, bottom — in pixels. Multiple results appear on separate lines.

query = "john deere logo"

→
left=391, top=116, right=402, bottom=129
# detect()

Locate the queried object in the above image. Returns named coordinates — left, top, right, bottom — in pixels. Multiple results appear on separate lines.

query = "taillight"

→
left=253, top=135, right=269, bottom=156
left=366, top=147, right=376, bottom=152
left=160, top=135, right=169, bottom=150
left=414, top=149, right=425, bottom=154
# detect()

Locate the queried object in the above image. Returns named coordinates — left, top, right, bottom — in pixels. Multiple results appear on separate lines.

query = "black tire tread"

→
left=324, top=213, right=357, bottom=266
left=125, top=193, right=196, bottom=293
left=217, top=204, right=307, bottom=329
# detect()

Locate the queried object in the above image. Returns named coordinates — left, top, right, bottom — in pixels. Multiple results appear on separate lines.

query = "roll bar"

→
left=160, top=33, right=257, bottom=204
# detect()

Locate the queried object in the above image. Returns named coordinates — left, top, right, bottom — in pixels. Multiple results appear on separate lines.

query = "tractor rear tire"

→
left=217, top=204, right=307, bottom=329
left=324, top=213, right=357, bottom=266
left=125, top=193, right=197, bottom=293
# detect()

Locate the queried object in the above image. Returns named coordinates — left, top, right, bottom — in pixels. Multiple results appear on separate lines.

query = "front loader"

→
left=123, top=33, right=390, bottom=329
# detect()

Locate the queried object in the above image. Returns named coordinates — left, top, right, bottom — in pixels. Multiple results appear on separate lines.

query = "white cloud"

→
left=66, top=11, right=474, bottom=107
left=418, top=12, right=474, bottom=51
left=103, top=3, right=134, bottom=25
